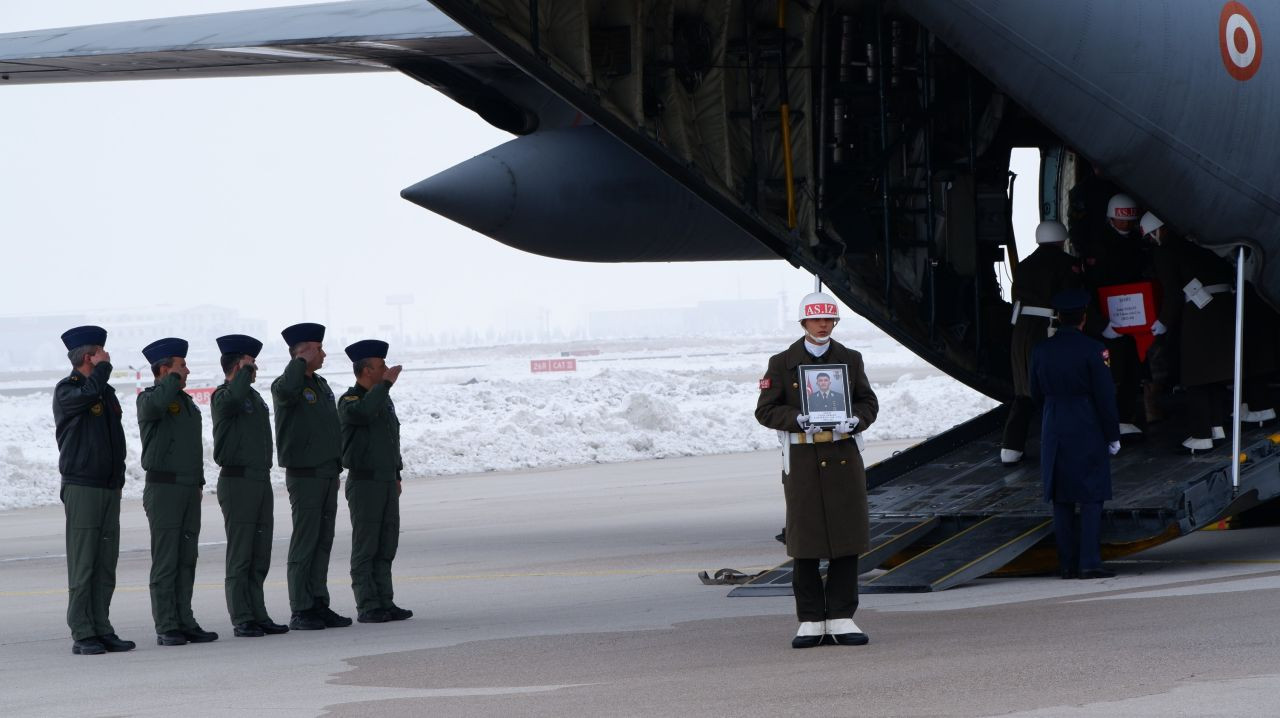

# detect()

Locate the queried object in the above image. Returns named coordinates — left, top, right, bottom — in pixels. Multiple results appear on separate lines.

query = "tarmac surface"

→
left=3, top=442, right=1280, bottom=717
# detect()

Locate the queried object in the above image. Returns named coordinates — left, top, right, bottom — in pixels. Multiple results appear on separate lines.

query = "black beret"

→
left=281, top=322, right=325, bottom=346
left=345, top=339, right=389, bottom=362
left=61, top=325, right=107, bottom=350
left=142, top=337, right=189, bottom=364
left=216, top=334, right=263, bottom=358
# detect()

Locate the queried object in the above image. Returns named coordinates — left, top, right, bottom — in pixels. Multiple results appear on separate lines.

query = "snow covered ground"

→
left=0, top=332, right=996, bottom=510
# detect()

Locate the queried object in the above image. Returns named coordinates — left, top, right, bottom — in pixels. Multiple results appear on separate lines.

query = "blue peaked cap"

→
left=216, top=334, right=263, bottom=358
left=142, top=337, right=189, bottom=365
left=345, top=339, right=389, bottom=362
left=1051, top=288, right=1091, bottom=312
left=281, top=322, right=325, bottom=346
left=61, top=325, right=107, bottom=350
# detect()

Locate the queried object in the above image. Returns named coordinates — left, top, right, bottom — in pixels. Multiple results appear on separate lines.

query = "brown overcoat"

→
left=755, top=338, right=878, bottom=559
left=1009, top=244, right=1083, bottom=397
left=1153, top=237, right=1235, bottom=387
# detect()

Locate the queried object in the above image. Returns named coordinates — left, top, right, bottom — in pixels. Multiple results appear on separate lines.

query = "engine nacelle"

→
left=401, top=126, right=776, bottom=262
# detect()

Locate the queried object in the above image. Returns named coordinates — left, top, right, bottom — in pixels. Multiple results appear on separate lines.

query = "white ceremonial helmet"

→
left=1034, top=220, right=1068, bottom=244
left=798, top=292, right=840, bottom=322
left=1139, top=212, right=1165, bottom=238
left=1107, top=193, right=1140, bottom=220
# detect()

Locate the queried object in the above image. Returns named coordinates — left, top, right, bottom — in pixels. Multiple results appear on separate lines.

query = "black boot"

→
left=72, top=638, right=106, bottom=655
left=319, top=607, right=352, bottom=628
left=288, top=610, right=325, bottom=631
left=182, top=626, right=219, bottom=643
left=385, top=605, right=414, bottom=621
left=233, top=622, right=265, bottom=638
left=156, top=630, right=188, bottom=646
left=97, top=633, right=136, bottom=652
left=257, top=619, right=289, bottom=635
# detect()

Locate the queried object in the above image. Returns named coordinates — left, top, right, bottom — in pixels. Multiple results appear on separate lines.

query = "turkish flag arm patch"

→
left=1101, top=349, right=1111, bottom=367
left=759, top=378, right=772, bottom=390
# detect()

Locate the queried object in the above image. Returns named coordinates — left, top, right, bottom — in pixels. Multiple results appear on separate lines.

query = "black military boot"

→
left=182, top=626, right=219, bottom=643
left=384, top=605, right=414, bottom=621
left=289, top=610, right=325, bottom=631
left=97, top=633, right=136, bottom=652
left=319, top=607, right=352, bottom=628
left=72, top=637, right=106, bottom=655
left=233, top=622, right=265, bottom=638
left=156, top=630, right=188, bottom=646
left=357, top=608, right=391, bottom=624
left=257, top=619, right=290, bottom=635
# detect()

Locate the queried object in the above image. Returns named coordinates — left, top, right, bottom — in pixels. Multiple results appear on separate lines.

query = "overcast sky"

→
left=0, top=1, right=1039, bottom=342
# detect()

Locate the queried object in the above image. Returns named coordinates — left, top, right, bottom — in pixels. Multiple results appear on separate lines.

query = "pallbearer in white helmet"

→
left=1145, top=214, right=1277, bottom=452
left=1076, top=192, right=1149, bottom=442
left=755, top=289, right=878, bottom=648
left=1000, top=221, right=1082, bottom=466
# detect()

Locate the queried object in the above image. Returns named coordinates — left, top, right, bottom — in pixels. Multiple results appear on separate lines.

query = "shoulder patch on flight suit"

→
left=303, top=388, right=317, bottom=404
left=1101, top=349, right=1111, bottom=368
left=243, top=399, right=254, bottom=413
left=90, top=402, right=103, bottom=416
left=759, top=378, right=771, bottom=390
left=69, top=374, right=81, bottom=383
left=168, top=402, right=181, bottom=415
left=343, top=395, right=359, bottom=402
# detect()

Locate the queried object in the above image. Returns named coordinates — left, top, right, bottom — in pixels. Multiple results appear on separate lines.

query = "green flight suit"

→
left=338, top=381, right=403, bottom=613
left=53, top=362, right=128, bottom=641
left=137, top=373, right=205, bottom=634
left=271, top=357, right=342, bottom=614
left=211, top=367, right=274, bottom=625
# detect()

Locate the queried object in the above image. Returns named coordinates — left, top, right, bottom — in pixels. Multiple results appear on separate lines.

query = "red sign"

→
left=531, top=358, right=577, bottom=373
left=187, top=387, right=216, bottom=405
left=1097, top=282, right=1159, bottom=361
left=804, top=303, right=837, bottom=317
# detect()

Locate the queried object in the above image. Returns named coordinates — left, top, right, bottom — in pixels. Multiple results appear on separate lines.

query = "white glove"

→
left=1108, top=441, right=1120, bottom=456
left=833, top=417, right=859, bottom=435
left=797, top=414, right=821, bottom=435
left=1102, top=323, right=1121, bottom=339
left=1150, top=320, right=1167, bottom=336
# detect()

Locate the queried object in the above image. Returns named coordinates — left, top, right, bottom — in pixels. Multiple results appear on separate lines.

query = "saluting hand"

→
left=90, top=349, right=111, bottom=366
left=384, top=365, right=403, bottom=385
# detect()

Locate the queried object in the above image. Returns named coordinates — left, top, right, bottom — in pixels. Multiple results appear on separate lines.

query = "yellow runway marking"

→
left=0, top=566, right=774, bottom=599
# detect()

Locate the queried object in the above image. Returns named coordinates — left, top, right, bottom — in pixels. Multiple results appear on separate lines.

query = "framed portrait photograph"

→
left=798, top=364, right=853, bottom=427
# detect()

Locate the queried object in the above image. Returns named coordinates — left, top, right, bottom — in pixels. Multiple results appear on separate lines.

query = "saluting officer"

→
left=755, top=292, right=878, bottom=649
left=272, top=323, right=351, bottom=631
left=338, top=340, right=413, bottom=623
left=138, top=337, right=218, bottom=645
left=1030, top=290, right=1120, bottom=580
left=54, top=326, right=134, bottom=655
left=1001, top=220, right=1083, bottom=465
left=212, top=334, right=289, bottom=638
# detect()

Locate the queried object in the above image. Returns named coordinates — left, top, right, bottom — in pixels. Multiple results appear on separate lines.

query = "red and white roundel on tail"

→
left=1221, top=2, right=1263, bottom=81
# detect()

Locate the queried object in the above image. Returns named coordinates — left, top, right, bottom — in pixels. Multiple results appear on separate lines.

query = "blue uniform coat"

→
left=1030, top=327, right=1121, bottom=503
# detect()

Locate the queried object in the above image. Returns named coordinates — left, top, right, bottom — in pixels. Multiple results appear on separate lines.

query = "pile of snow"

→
left=0, top=335, right=995, bottom=510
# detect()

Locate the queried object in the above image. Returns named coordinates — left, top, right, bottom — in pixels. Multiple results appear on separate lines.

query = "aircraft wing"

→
left=0, top=0, right=499, bottom=84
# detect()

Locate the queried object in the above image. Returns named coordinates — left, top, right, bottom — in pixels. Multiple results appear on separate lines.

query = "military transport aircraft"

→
left=5, top=0, right=1280, bottom=591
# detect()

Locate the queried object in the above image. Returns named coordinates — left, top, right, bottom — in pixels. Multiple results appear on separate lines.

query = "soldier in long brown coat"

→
left=755, top=292, right=878, bottom=649
left=1146, top=215, right=1234, bottom=452
left=1001, top=220, right=1082, bottom=465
